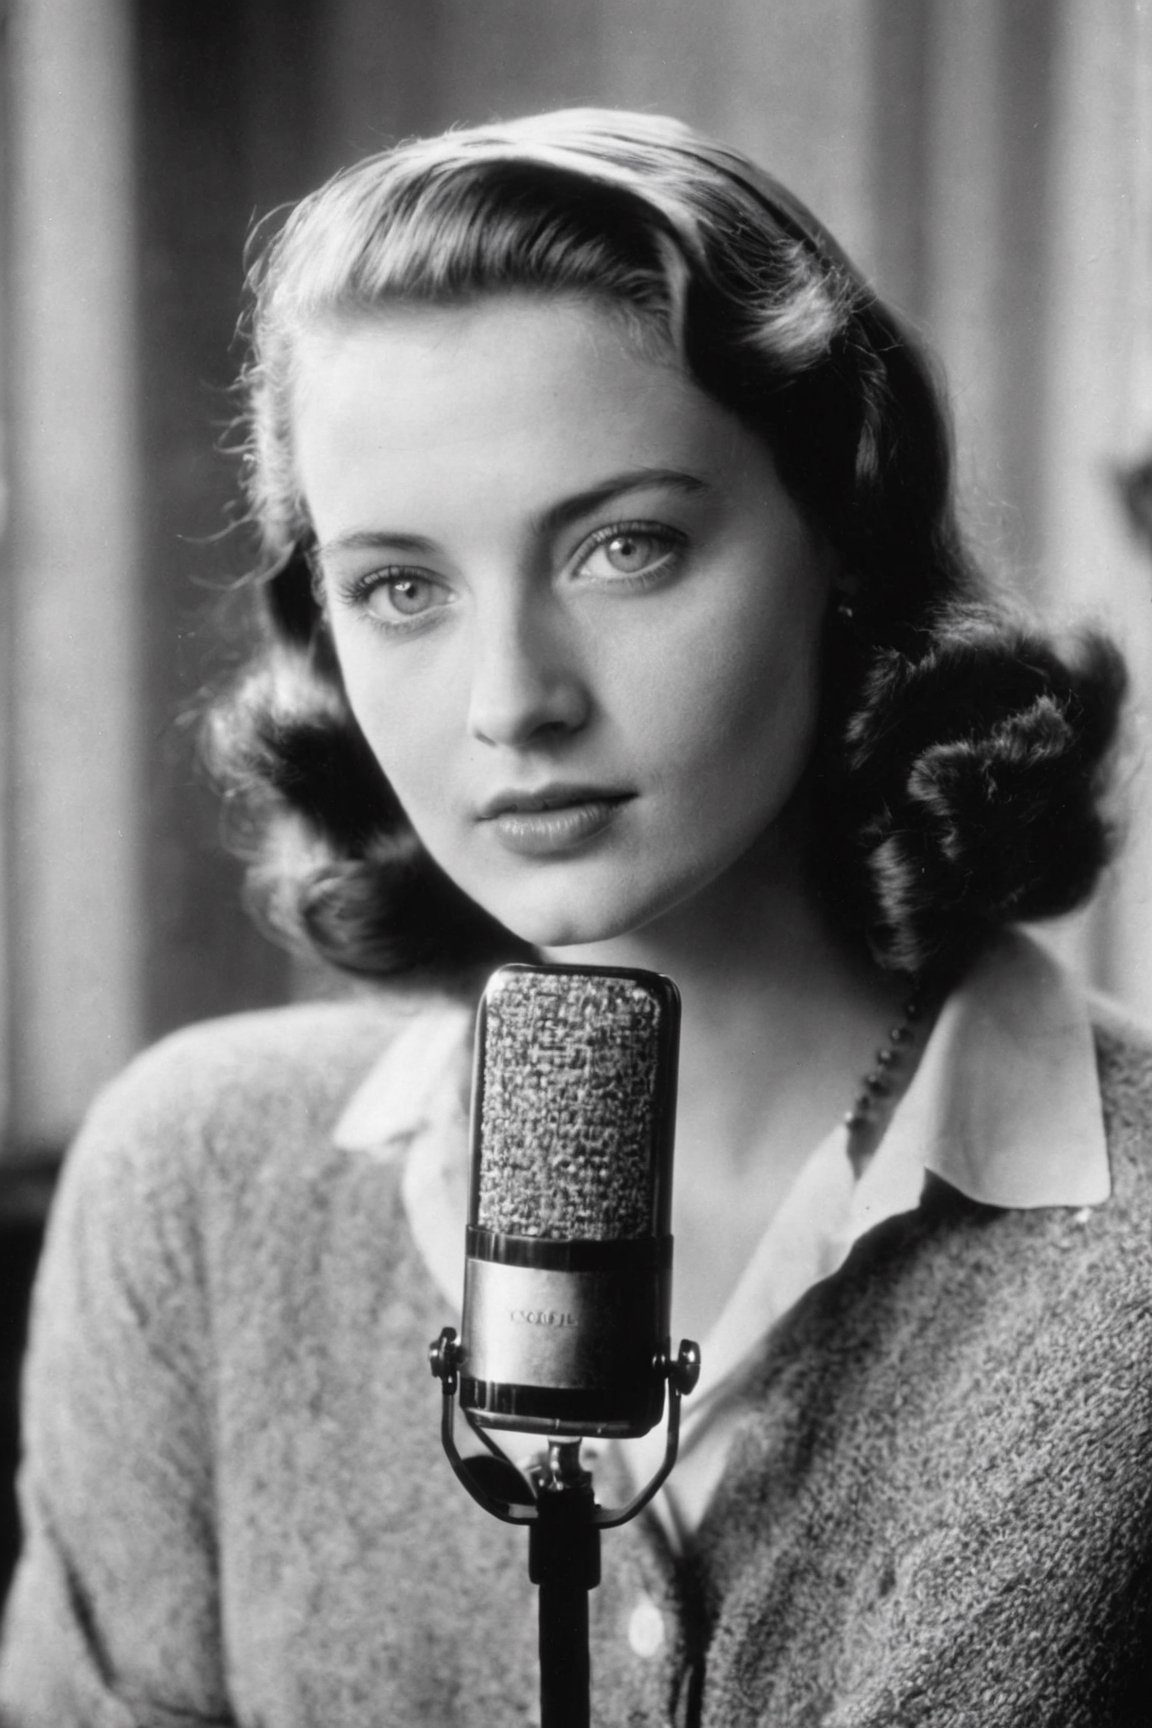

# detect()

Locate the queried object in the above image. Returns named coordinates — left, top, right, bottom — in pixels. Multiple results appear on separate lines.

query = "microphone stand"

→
left=429, top=1328, right=701, bottom=1728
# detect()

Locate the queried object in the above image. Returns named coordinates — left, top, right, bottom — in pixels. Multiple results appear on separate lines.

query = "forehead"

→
left=290, top=294, right=759, bottom=526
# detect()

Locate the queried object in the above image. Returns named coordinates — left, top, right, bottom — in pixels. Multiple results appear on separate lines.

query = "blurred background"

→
left=0, top=0, right=1150, bottom=1584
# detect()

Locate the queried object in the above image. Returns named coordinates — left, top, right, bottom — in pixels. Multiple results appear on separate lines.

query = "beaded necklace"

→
left=843, top=986, right=930, bottom=1171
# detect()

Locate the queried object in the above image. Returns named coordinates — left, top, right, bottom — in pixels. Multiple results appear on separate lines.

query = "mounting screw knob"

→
left=671, top=1339, right=701, bottom=1397
left=429, top=1326, right=462, bottom=1389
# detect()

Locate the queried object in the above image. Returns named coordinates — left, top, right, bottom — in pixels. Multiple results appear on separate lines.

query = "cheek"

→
left=334, top=658, right=445, bottom=813
left=362, top=715, right=443, bottom=813
left=666, top=596, right=825, bottom=782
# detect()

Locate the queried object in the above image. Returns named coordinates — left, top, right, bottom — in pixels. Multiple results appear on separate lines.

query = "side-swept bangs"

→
left=242, top=110, right=871, bottom=573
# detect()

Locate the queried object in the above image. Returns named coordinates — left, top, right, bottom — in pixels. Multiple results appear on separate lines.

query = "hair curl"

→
left=205, top=108, right=1125, bottom=984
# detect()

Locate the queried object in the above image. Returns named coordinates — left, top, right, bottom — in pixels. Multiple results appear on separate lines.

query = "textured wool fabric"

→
left=1, top=989, right=1151, bottom=1726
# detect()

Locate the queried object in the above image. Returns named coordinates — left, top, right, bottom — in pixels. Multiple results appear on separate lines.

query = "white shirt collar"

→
left=331, top=933, right=1105, bottom=1320
left=850, top=927, right=1109, bottom=1232
left=334, top=930, right=1109, bottom=1266
left=334, top=996, right=475, bottom=1313
left=333, top=930, right=1110, bottom=1530
left=663, top=931, right=1108, bottom=1410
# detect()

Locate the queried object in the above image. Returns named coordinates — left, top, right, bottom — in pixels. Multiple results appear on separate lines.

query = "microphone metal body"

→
left=459, top=962, right=680, bottom=1439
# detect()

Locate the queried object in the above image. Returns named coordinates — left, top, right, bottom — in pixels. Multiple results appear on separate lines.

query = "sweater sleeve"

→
left=0, top=1041, right=234, bottom=1728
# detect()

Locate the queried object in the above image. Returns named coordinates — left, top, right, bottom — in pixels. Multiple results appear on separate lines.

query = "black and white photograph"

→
left=1, top=3, right=1151, bottom=1723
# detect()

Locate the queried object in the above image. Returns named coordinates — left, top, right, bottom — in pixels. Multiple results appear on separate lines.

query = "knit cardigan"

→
left=1, top=991, right=1151, bottom=1727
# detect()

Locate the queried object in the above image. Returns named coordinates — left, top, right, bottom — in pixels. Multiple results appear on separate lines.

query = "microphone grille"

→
left=475, top=968, right=672, bottom=1240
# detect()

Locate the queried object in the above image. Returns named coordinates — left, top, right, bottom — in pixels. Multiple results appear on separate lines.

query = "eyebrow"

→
left=313, top=466, right=711, bottom=563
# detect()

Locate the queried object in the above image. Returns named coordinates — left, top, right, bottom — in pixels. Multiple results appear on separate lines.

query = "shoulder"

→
left=1091, top=990, right=1152, bottom=1089
left=84, top=987, right=442, bottom=1141
left=1091, top=993, right=1152, bottom=1163
left=99, top=991, right=412, bottom=1115
left=51, top=989, right=457, bottom=1247
left=1078, top=993, right=1152, bottom=1262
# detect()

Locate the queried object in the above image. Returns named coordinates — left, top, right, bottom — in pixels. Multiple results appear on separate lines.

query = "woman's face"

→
left=295, top=295, right=835, bottom=949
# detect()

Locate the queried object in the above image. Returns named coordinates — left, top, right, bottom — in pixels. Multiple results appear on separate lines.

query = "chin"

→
left=477, top=888, right=630, bottom=951
left=497, top=908, right=619, bottom=951
left=481, top=878, right=693, bottom=955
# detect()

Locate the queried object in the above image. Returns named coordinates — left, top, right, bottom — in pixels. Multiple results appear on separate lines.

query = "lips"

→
left=478, top=784, right=631, bottom=820
left=477, top=785, right=633, bottom=857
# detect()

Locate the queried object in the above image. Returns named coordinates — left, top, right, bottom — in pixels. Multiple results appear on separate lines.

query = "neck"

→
left=545, top=835, right=917, bottom=1341
left=545, top=832, right=907, bottom=1180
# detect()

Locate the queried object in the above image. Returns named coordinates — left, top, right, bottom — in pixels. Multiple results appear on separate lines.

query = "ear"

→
left=830, top=571, right=862, bottom=623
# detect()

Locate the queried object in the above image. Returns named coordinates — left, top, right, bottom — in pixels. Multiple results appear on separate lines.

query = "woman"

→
left=2, top=109, right=1148, bottom=1727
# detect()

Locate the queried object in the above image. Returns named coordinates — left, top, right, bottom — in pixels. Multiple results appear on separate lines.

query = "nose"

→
left=466, top=594, right=590, bottom=749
